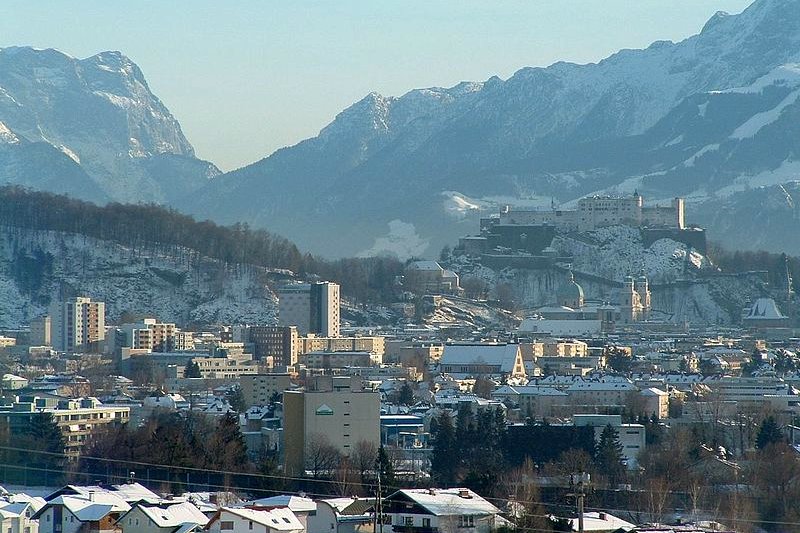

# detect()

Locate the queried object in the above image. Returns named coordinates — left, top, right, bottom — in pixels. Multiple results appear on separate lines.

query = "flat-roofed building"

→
left=241, top=373, right=293, bottom=407
left=278, top=282, right=340, bottom=337
left=283, top=376, right=380, bottom=476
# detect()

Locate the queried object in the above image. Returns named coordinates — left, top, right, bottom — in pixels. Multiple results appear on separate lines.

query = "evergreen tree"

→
left=756, top=416, right=784, bottom=450
left=398, top=382, right=414, bottom=406
left=226, top=385, right=247, bottom=412
left=207, top=413, right=250, bottom=471
left=376, top=444, right=396, bottom=486
left=431, top=412, right=459, bottom=485
left=13, top=412, right=66, bottom=485
left=595, top=425, right=625, bottom=488
left=184, top=359, right=201, bottom=378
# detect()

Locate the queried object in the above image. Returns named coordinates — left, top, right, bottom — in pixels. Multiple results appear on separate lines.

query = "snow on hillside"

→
left=0, top=226, right=279, bottom=328
left=552, top=226, right=708, bottom=282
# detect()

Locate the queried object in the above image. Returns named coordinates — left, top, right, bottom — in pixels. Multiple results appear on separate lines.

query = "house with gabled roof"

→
left=381, top=488, right=507, bottom=533
left=205, top=507, right=304, bottom=533
left=33, top=491, right=131, bottom=533
left=0, top=492, right=46, bottom=533
left=117, top=499, right=209, bottom=533
left=243, top=495, right=316, bottom=530
left=440, top=344, right=526, bottom=380
left=308, top=497, right=374, bottom=533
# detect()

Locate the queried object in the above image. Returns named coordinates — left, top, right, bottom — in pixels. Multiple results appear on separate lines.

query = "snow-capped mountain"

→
left=188, top=0, right=800, bottom=258
left=0, top=47, right=219, bottom=203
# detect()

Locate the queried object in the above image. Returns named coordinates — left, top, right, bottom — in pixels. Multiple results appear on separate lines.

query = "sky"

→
left=0, top=1, right=753, bottom=171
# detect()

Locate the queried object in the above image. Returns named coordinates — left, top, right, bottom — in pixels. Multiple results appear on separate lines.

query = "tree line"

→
left=0, top=186, right=404, bottom=303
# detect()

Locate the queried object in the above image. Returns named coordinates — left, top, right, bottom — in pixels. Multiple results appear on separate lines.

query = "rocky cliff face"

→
left=0, top=47, right=219, bottom=204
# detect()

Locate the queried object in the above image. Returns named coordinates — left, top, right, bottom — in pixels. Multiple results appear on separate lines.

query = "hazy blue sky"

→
left=1, top=1, right=752, bottom=171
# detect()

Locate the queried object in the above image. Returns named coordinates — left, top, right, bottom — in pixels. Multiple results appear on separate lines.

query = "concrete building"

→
left=240, top=373, right=293, bottom=407
left=0, top=397, right=130, bottom=457
left=30, top=315, right=52, bottom=346
left=301, top=351, right=378, bottom=370
left=249, top=325, right=299, bottom=367
left=49, top=297, right=105, bottom=353
left=278, top=282, right=340, bottom=337
left=296, top=335, right=385, bottom=359
left=404, top=261, right=461, bottom=295
left=573, top=414, right=646, bottom=468
left=115, top=318, right=179, bottom=353
left=283, top=376, right=380, bottom=476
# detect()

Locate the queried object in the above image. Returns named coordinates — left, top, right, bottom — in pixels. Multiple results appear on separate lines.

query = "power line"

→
left=0, top=445, right=796, bottom=527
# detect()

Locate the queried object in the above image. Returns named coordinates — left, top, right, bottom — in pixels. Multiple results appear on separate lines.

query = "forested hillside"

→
left=0, top=187, right=403, bottom=304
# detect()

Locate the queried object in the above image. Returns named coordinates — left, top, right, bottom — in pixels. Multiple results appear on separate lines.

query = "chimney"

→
left=88, top=491, right=95, bottom=502
left=599, top=513, right=606, bottom=521
left=457, top=489, right=471, bottom=499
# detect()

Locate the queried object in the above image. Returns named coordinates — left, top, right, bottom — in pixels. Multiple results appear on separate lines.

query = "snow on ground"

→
left=552, top=226, right=709, bottom=282
left=715, top=162, right=800, bottom=197
left=716, top=63, right=800, bottom=94
left=0, top=226, right=279, bottom=328
left=730, top=88, right=800, bottom=139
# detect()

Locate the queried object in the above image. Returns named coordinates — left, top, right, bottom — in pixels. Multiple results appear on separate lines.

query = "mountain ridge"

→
left=186, top=0, right=800, bottom=258
left=0, top=46, right=219, bottom=204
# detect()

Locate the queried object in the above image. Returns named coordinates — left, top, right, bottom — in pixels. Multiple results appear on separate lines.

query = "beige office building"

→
left=241, top=373, right=293, bottom=406
left=283, top=376, right=380, bottom=475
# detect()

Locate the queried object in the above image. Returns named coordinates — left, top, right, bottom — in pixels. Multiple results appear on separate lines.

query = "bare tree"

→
left=305, top=434, right=342, bottom=479
left=351, top=440, right=378, bottom=486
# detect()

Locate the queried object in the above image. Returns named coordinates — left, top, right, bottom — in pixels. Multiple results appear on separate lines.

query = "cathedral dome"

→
left=557, top=271, right=584, bottom=309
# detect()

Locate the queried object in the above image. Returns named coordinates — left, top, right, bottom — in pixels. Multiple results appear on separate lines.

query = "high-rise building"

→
left=49, top=297, right=106, bottom=353
left=115, top=318, right=178, bottom=353
left=249, top=325, right=299, bottom=367
left=278, top=282, right=340, bottom=337
left=283, top=376, right=379, bottom=476
left=30, top=315, right=52, bottom=346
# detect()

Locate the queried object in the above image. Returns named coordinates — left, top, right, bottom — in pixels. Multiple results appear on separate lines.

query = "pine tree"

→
left=398, top=382, right=414, bottom=406
left=756, top=416, right=784, bottom=450
left=431, top=412, right=459, bottom=485
left=376, top=444, right=396, bottom=487
left=184, top=359, right=201, bottom=378
left=13, top=412, right=66, bottom=485
left=226, top=385, right=247, bottom=412
left=595, top=424, right=625, bottom=488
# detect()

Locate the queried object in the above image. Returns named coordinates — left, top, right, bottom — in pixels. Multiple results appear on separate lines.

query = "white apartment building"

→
left=49, top=297, right=105, bottom=353
left=278, top=282, right=340, bottom=337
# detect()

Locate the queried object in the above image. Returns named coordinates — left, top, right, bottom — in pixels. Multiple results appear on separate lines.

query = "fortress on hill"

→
left=494, top=193, right=684, bottom=232
left=458, top=193, right=706, bottom=264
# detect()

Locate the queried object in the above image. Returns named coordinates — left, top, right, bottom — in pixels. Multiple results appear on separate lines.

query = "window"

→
left=249, top=521, right=254, bottom=530
left=221, top=521, right=234, bottom=530
left=423, top=518, right=431, bottom=528
left=404, top=517, right=414, bottom=526
left=459, top=516, right=475, bottom=528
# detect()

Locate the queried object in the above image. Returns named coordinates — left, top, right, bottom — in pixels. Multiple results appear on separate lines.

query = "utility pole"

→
left=374, top=458, right=383, bottom=533
left=568, top=471, right=591, bottom=533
